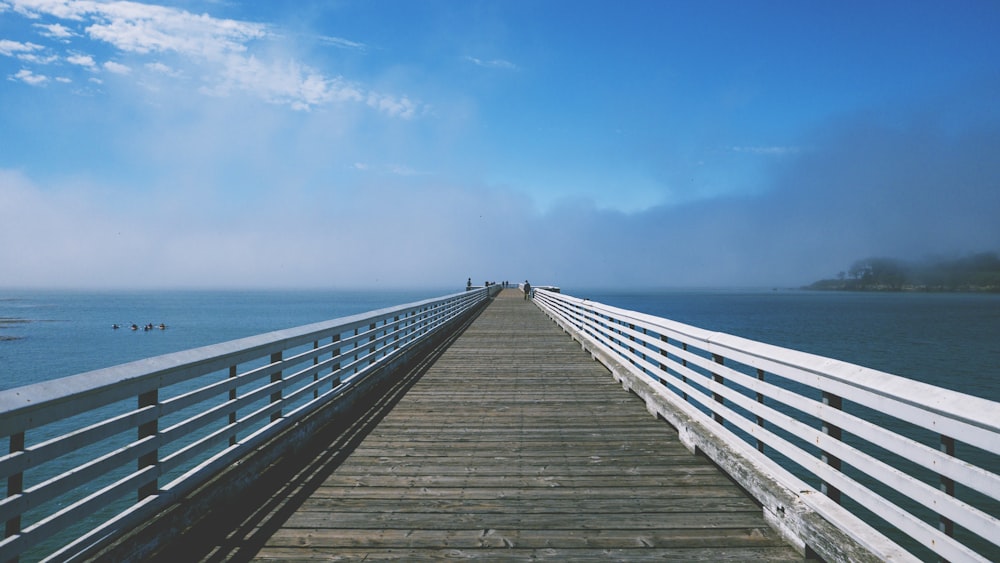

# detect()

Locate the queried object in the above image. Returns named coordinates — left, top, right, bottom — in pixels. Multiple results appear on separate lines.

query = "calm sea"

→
left=0, top=288, right=452, bottom=392
left=2, top=287, right=997, bottom=401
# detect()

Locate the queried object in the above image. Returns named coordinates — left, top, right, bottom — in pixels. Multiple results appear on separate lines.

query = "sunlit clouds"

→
left=1, top=0, right=423, bottom=114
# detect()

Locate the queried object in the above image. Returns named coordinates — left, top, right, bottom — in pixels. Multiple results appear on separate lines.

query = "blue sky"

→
left=1, top=1, right=999, bottom=289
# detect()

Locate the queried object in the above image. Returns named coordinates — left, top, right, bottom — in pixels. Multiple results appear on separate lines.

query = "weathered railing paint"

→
left=532, top=288, right=999, bottom=563
left=0, top=287, right=497, bottom=562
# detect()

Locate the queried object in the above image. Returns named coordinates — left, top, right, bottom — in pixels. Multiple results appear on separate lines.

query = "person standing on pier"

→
left=523, top=280, right=531, bottom=300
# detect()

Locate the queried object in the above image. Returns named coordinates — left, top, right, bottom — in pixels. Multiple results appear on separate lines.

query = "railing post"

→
left=353, top=327, right=360, bottom=375
left=137, top=390, right=158, bottom=499
left=939, top=434, right=955, bottom=537
left=393, top=315, right=400, bottom=350
left=401, top=312, right=410, bottom=346
left=313, top=340, right=320, bottom=399
left=821, top=391, right=843, bottom=504
left=711, top=354, right=725, bottom=425
left=627, top=323, right=636, bottom=366
left=270, top=352, right=283, bottom=422
left=658, top=335, right=669, bottom=386
left=681, top=343, right=688, bottom=401
left=368, top=322, right=377, bottom=366
left=6, top=431, right=24, bottom=544
left=640, top=327, right=648, bottom=371
left=228, top=365, right=238, bottom=446
left=756, top=368, right=766, bottom=453
left=331, top=333, right=341, bottom=387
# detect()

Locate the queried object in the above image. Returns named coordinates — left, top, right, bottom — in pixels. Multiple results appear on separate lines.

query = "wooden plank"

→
left=263, top=526, right=790, bottom=548
left=278, top=511, right=780, bottom=530
left=230, top=289, right=802, bottom=561
left=325, top=463, right=722, bottom=476
left=290, top=497, right=763, bottom=513
left=304, top=486, right=757, bottom=501
left=252, top=547, right=803, bottom=561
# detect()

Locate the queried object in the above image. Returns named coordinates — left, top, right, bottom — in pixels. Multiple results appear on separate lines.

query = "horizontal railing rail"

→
left=0, top=287, right=497, bottom=562
left=532, top=288, right=999, bottom=563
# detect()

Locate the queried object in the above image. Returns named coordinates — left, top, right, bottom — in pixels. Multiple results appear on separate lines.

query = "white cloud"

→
left=319, top=35, right=366, bottom=51
left=9, top=0, right=85, bottom=20
left=9, top=68, right=48, bottom=85
left=464, top=56, right=518, bottom=70
left=0, top=38, right=43, bottom=56
left=66, top=51, right=96, bottom=69
left=103, top=60, right=130, bottom=74
left=366, top=92, right=418, bottom=119
left=145, top=60, right=177, bottom=75
left=0, top=39, right=57, bottom=63
left=33, top=22, right=75, bottom=39
left=81, top=3, right=269, bottom=58
left=17, top=51, right=59, bottom=64
left=205, top=54, right=370, bottom=111
left=7, top=0, right=424, bottom=115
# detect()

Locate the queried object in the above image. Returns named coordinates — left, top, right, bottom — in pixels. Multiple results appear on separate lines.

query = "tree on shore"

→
left=808, top=252, right=1000, bottom=292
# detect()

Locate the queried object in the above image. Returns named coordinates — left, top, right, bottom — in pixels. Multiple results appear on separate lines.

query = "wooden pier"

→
left=155, top=289, right=801, bottom=561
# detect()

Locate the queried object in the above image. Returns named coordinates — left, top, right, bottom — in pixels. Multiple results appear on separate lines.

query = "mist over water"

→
left=527, top=100, right=1000, bottom=288
left=3, top=85, right=999, bottom=290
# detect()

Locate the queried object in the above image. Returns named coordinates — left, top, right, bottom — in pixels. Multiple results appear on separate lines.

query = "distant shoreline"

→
left=805, top=252, right=1000, bottom=294
left=803, top=281, right=1000, bottom=293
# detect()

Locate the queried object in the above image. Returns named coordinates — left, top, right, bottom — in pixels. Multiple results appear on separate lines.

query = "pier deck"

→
left=165, top=289, right=802, bottom=561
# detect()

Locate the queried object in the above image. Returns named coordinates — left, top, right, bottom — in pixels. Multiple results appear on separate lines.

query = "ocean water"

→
left=0, top=288, right=452, bottom=392
left=2, top=287, right=998, bottom=399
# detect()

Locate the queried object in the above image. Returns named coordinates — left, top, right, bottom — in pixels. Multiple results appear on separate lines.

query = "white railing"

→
left=532, top=288, right=999, bottom=563
left=0, top=287, right=495, bottom=562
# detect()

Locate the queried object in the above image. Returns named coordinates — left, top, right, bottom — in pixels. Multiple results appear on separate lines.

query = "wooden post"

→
left=353, top=327, right=360, bottom=375
left=658, top=335, right=669, bottom=386
left=756, top=368, right=766, bottom=453
left=939, top=434, right=955, bottom=537
left=137, top=390, right=158, bottom=499
left=640, top=327, right=648, bottom=367
left=681, top=343, right=689, bottom=401
left=228, top=365, right=238, bottom=447
left=331, top=333, right=342, bottom=387
left=6, top=431, right=24, bottom=541
left=821, top=391, right=843, bottom=504
left=270, top=352, right=283, bottom=423
left=312, top=340, right=320, bottom=399
left=627, top=323, right=636, bottom=364
left=711, top=354, right=725, bottom=425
